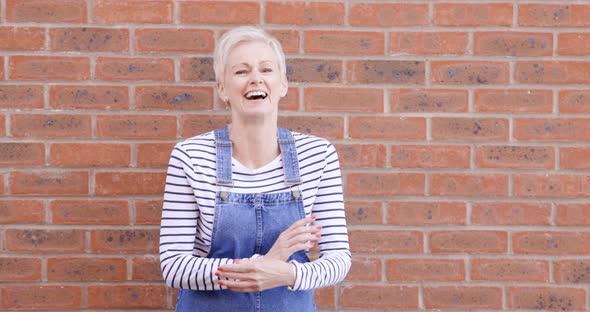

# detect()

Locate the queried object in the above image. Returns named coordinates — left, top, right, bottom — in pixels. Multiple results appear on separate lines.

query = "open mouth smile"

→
left=244, top=90, right=268, bottom=100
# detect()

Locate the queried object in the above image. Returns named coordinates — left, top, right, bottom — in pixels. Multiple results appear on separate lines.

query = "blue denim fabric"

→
left=175, top=126, right=316, bottom=312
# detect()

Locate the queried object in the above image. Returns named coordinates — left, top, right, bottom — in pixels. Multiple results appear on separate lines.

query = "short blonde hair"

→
left=213, top=26, right=287, bottom=87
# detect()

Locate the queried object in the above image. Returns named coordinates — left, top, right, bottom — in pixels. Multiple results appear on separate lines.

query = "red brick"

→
left=97, top=115, right=176, bottom=139
left=88, top=285, right=166, bottom=309
left=476, top=145, right=554, bottom=169
left=390, top=32, right=468, bottom=55
left=132, top=256, right=161, bottom=281
left=304, top=87, right=382, bottom=112
left=181, top=114, right=230, bottom=137
left=1, top=286, right=82, bottom=310
left=0, top=200, right=44, bottom=224
left=347, top=60, right=425, bottom=84
left=387, top=202, right=466, bottom=225
left=391, top=145, right=470, bottom=169
left=346, top=173, right=424, bottom=197
left=0, top=27, right=44, bottom=50
left=136, top=200, right=162, bottom=225
left=135, top=86, right=213, bottom=111
left=5, top=229, right=85, bottom=253
left=559, top=33, right=590, bottom=56
left=50, top=85, right=128, bottom=110
left=305, top=31, right=384, bottom=56
left=0, top=85, right=43, bottom=109
left=554, top=260, right=590, bottom=284
left=387, top=259, right=465, bottom=282
left=349, top=230, right=422, bottom=254
left=91, top=229, right=159, bottom=254
left=429, top=231, right=507, bottom=254
left=96, top=57, right=174, bottom=82
left=0, top=258, right=41, bottom=282
left=0, top=143, right=44, bottom=166
left=47, top=257, right=127, bottom=282
left=180, top=1, right=259, bottom=24
left=286, top=59, right=341, bottom=83
left=278, top=116, right=343, bottom=139
left=346, top=257, right=381, bottom=282
left=0, top=115, right=5, bottom=136
left=0, top=175, right=4, bottom=196
left=50, top=143, right=130, bottom=167
left=50, top=27, right=128, bottom=52
left=508, top=286, right=586, bottom=310
left=474, top=32, right=552, bottom=56
left=345, top=201, right=382, bottom=225
left=334, top=144, right=386, bottom=169
left=266, top=2, right=343, bottom=26
left=270, top=30, right=299, bottom=54
left=475, top=89, right=552, bottom=113
left=519, top=4, right=590, bottom=27
left=390, top=89, right=467, bottom=113
left=432, top=61, right=509, bottom=85
left=472, top=202, right=551, bottom=226
left=559, top=90, right=590, bottom=113
left=279, top=87, right=299, bottom=111
left=560, top=147, right=590, bottom=169
left=51, top=199, right=129, bottom=225
left=0, top=57, right=4, bottom=79
left=515, top=118, right=590, bottom=142
left=557, top=204, right=590, bottom=226
left=350, top=3, right=427, bottom=27
left=10, top=56, right=90, bottom=81
left=434, top=3, right=512, bottom=26
left=11, top=114, right=91, bottom=139
left=136, top=29, right=213, bottom=53
left=472, top=259, right=549, bottom=282
left=96, top=172, right=165, bottom=196
left=516, top=61, right=590, bottom=84
left=6, top=0, right=86, bottom=23
left=92, top=0, right=172, bottom=24
left=341, top=285, right=419, bottom=310
left=180, top=57, right=215, bottom=82
left=432, top=118, right=509, bottom=142
left=431, top=173, right=508, bottom=197
left=314, top=287, right=335, bottom=309
left=515, top=174, right=590, bottom=198
left=349, top=116, right=425, bottom=140
left=0, top=199, right=45, bottom=224
left=513, top=231, right=590, bottom=255
left=137, top=143, right=175, bottom=168
left=10, top=170, right=88, bottom=195
left=425, top=286, right=502, bottom=310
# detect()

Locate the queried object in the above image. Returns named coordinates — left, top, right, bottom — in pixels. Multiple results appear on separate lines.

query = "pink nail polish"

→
left=215, top=272, right=220, bottom=276
left=316, top=234, right=321, bottom=238
left=218, top=281, right=224, bottom=286
left=218, top=268, right=223, bottom=271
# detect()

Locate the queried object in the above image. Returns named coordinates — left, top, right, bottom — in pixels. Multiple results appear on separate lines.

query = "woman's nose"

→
left=249, top=70, right=263, bottom=84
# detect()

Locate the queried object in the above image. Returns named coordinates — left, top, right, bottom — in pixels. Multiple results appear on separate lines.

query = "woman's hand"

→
left=216, top=257, right=295, bottom=292
left=265, top=215, right=322, bottom=262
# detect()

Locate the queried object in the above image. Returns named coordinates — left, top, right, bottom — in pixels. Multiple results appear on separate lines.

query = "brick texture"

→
left=2, top=1, right=588, bottom=311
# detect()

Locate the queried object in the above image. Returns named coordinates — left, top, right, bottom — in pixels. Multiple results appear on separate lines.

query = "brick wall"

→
left=1, top=0, right=589, bottom=311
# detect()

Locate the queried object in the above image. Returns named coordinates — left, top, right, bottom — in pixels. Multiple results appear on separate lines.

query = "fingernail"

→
left=215, top=271, right=220, bottom=276
left=310, top=241, right=316, bottom=246
left=227, top=286, right=232, bottom=290
left=311, top=215, right=317, bottom=220
left=235, top=259, right=241, bottom=264
left=218, top=281, right=224, bottom=286
left=316, top=226, right=322, bottom=230
left=316, top=234, right=321, bottom=238
left=218, top=268, right=223, bottom=272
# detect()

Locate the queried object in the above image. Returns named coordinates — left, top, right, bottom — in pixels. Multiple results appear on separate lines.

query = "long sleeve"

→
left=159, top=143, right=234, bottom=290
left=289, top=144, right=352, bottom=290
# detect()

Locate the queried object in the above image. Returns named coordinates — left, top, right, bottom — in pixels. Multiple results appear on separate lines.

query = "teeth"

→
left=245, top=91, right=267, bottom=99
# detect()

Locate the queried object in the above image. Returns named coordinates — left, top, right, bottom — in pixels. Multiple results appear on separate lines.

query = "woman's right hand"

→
left=264, top=215, right=322, bottom=262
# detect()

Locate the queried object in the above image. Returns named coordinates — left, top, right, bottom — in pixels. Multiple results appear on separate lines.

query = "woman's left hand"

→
left=216, top=257, right=295, bottom=292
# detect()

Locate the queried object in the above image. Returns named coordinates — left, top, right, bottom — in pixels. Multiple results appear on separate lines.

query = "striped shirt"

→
left=159, top=130, right=351, bottom=291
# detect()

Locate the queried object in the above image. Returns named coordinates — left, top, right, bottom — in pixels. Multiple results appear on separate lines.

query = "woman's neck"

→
left=229, top=119, right=279, bottom=170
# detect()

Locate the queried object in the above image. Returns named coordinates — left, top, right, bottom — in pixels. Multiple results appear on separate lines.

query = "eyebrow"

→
left=230, top=60, right=274, bottom=69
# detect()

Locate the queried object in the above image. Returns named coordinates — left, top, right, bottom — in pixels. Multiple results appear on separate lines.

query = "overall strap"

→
left=278, top=128, right=302, bottom=186
left=214, top=125, right=233, bottom=186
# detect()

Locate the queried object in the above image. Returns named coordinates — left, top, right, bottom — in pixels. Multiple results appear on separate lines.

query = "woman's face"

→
left=218, top=40, right=287, bottom=121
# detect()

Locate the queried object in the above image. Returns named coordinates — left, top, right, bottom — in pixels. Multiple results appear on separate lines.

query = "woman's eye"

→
left=262, top=68, right=273, bottom=73
left=235, top=70, right=247, bottom=75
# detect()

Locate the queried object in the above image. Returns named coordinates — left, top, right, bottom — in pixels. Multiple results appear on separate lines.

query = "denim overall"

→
left=175, top=125, right=316, bottom=312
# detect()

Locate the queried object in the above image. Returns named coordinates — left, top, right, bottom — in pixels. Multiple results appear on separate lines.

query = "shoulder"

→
left=288, top=130, right=338, bottom=159
left=175, top=130, right=216, bottom=151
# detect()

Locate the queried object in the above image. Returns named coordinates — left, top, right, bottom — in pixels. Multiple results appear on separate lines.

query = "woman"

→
left=159, top=26, right=351, bottom=311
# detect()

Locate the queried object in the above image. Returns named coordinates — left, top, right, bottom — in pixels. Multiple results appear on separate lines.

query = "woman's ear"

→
left=280, top=77, right=288, bottom=98
left=217, top=81, right=228, bottom=102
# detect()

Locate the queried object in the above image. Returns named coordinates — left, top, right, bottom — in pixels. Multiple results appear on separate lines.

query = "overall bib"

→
left=175, top=125, right=316, bottom=312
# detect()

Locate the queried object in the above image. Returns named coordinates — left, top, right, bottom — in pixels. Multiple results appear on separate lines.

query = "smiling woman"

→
left=159, top=27, right=351, bottom=312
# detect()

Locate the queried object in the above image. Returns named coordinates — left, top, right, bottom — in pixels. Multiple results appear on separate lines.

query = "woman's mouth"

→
left=244, top=91, right=268, bottom=100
